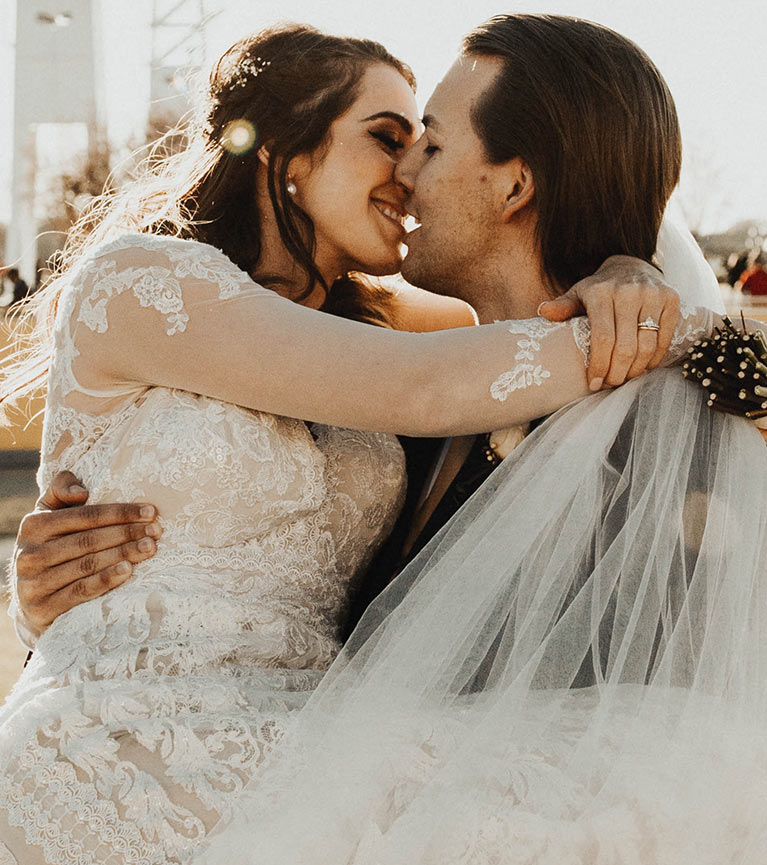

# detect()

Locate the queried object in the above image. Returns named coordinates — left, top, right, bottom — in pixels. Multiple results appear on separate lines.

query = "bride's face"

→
left=288, top=63, right=420, bottom=280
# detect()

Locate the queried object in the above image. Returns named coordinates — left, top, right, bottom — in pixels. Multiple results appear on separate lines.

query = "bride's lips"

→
left=371, top=198, right=407, bottom=233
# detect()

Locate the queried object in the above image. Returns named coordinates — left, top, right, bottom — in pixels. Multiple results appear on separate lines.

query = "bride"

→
left=0, top=15, right=752, bottom=865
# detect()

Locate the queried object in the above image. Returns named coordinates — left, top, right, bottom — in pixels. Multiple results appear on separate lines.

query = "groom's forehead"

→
left=425, top=55, right=503, bottom=125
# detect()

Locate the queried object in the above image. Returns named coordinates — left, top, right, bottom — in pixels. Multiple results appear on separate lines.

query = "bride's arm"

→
left=66, top=244, right=621, bottom=437
left=10, top=240, right=703, bottom=642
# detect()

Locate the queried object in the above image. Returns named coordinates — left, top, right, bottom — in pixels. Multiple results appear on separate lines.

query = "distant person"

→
left=6, top=269, right=30, bottom=307
left=726, top=250, right=749, bottom=287
left=741, top=255, right=767, bottom=295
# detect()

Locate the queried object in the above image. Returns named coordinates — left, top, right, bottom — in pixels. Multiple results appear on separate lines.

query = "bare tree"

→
left=675, top=141, right=734, bottom=239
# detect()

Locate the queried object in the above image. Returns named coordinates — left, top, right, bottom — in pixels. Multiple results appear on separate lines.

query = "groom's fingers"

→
left=14, top=502, right=162, bottom=633
left=36, top=471, right=89, bottom=511
left=23, top=562, right=135, bottom=629
left=21, top=502, right=157, bottom=539
left=18, top=520, right=162, bottom=570
left=15, top=537, right=160, bottom=630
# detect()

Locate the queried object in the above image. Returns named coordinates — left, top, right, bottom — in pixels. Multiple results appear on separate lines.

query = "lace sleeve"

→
left=61, top=235, right=715, bottom=438
left=664, top=303, right=716, bottom=363
left=489, top=319, right=588, bottom=401
left=64, top=235, right=275, bottom=400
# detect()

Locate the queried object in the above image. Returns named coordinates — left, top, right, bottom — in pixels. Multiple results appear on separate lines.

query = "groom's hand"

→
left=13, top=471, right=161, bottom=634
left=538, top=256, right=680, bottom=391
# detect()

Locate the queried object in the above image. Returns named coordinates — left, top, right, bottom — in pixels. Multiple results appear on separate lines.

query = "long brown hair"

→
left=2, top=24, right=415, bottom=411
left=463, top=14, right=682, bottom=290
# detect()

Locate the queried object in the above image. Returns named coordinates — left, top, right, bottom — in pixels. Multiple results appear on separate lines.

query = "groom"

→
left=347, top=15, right=700, bottom=625
left=11, top=15, right=705, bottom=639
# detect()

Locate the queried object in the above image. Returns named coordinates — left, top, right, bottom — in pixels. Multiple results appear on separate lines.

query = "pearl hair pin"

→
left=220, top=55, right=272, bottom=93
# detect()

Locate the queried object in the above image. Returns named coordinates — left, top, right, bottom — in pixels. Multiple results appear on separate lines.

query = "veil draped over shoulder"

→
left=655, top=210, right=725, bottom=313
left=197, top=220, right=767, bottom=863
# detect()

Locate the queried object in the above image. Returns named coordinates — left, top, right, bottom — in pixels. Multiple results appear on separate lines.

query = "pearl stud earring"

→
left=287, top=179, right=297, bottom=196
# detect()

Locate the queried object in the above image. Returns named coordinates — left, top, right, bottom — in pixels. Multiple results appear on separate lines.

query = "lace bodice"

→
left=16, top=235, right=407, bottom=664
left=0, top=235, right=406, bottom=864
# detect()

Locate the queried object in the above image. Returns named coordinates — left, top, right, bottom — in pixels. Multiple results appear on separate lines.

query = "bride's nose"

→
left=393, top=144, right=418, bottom=196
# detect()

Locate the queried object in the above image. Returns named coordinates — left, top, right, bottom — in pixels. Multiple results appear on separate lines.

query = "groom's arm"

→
left=10, top=472, right=161, bottom=644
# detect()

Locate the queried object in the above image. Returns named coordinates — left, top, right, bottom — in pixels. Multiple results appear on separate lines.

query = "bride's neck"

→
left=253, top=186, right=340, bottom=309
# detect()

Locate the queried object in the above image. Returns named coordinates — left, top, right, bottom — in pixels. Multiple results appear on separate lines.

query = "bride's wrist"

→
left=661, top=305, right=716, bottom=366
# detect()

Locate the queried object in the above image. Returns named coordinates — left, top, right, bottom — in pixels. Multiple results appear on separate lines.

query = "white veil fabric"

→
left=655, top=210, right=725, bottom=313
left=196, top=222, right=767, bottom=863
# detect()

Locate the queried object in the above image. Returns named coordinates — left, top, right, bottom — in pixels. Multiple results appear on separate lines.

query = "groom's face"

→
left=396, top=55, right=507, bottom=301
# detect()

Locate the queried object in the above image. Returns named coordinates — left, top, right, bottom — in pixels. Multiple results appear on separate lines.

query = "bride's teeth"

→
left=375, top=202, right=405, bottom=225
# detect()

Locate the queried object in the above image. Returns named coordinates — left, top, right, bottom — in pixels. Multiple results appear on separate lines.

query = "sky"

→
left=1, top=0, right=766, bottom=234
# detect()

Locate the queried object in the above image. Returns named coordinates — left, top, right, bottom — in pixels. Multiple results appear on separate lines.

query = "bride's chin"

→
left=354, top=254, right=403, bottom=278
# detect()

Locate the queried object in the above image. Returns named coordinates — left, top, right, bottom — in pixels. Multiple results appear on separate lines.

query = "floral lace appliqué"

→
left=78, top=262, right=188, bottom=336
left=668, top=303, right=712, bottom=360
left=490, top=319, right=567, bottom=402
left=570, top=317, right=591, bottom=367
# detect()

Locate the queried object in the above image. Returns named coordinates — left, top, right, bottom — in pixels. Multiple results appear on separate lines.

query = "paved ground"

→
left=721, top=284, right=767, bottom=322
left=0, top=455, right=38, bottom=536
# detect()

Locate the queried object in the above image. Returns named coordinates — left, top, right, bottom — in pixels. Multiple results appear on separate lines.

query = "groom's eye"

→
left=424, top=144, right=439, bottom=156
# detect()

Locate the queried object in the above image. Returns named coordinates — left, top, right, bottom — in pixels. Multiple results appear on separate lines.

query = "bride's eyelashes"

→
left=369, top=129, right=405, bottom=153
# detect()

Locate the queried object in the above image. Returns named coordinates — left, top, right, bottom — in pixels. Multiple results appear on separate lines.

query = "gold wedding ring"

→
left=637, top=316, right=660, bottom=331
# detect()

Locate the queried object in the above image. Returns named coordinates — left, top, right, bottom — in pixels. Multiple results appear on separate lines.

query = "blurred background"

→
left=0, top=0, right=766, bottom=694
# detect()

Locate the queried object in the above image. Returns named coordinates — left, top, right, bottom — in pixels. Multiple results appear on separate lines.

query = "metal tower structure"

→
left=149, top=0, right=210, bottom=131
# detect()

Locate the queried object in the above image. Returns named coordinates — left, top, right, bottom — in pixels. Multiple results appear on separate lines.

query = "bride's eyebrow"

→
left=360, top=111, right=414, bottom=135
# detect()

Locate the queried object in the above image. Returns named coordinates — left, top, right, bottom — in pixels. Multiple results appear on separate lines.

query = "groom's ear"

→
left=501, top=158, right=535, bottom=222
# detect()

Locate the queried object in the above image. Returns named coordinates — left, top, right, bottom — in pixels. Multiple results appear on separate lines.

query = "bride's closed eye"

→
left=369, top=129, right=405, bottom=153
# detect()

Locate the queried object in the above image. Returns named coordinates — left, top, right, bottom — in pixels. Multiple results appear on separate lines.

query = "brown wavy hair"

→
left=463, top=14, right=681, bottom=290
left=1, top=24, right=415, bottom=411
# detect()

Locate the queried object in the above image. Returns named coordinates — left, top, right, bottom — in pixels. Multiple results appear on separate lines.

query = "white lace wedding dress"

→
left=0, top=235, right=406, bottom=864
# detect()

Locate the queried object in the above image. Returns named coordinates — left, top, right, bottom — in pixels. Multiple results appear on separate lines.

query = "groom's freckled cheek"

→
left=479, top=175, right=488, bottom=183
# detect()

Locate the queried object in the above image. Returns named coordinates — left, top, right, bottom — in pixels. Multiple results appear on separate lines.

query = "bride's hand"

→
left=538, top=255, right=681, bottom=391
left=13, top=471, right=161, bottom=636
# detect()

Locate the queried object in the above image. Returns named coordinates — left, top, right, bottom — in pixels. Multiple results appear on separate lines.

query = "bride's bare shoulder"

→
left=389, top=283, right=477, bottom=332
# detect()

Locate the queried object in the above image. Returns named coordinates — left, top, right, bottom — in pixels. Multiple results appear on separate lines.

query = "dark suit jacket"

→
left=344, top=434, right=499, bottom=639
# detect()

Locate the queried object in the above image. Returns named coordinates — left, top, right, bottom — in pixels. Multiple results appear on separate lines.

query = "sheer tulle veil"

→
left=196, top=216, right=767, bottom=863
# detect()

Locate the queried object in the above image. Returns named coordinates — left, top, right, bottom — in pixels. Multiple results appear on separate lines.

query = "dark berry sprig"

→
left=683, top=314, right=767, bottom=419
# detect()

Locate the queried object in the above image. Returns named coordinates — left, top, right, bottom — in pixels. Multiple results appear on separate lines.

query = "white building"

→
left=8, top=0, right=100, bottom=284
